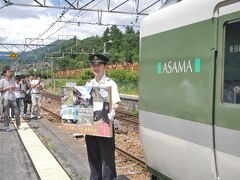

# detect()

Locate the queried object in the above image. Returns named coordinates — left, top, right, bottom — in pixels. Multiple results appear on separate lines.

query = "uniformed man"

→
left=85, top=54, right=121, bottom=180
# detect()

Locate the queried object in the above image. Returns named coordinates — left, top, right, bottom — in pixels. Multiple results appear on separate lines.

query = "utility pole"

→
left=103, top=40, right=112, bottom=55
left=103, top=42, right=107, bottom=54
left=41, top=59, right=43, bottom=75
left=51, top=60, right=54, bottom=90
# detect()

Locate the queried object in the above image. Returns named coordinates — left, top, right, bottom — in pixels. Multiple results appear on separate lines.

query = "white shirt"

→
left=14, top=82, right=21, bottom=98
left=0, top=78, right=16, bottom=101
left=31, top=79, right=44, bottom=94
left=85, top=74, right=121, bottom=106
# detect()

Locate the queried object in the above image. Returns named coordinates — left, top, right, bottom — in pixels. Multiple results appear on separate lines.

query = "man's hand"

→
left=107, top=110, right=116, bottom=121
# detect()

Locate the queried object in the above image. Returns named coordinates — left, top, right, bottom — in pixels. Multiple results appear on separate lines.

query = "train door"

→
left=214, top=1, right=240, bottom=180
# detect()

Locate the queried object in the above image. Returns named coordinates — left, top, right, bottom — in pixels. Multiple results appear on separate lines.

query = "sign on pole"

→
left=10, top=52, right=17, bottom=59
left=0, top=52, right=17, bottom=60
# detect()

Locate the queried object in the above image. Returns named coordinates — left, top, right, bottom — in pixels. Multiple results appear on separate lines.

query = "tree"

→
left=125, top=26, right=135, bottom=34
left=109, top=25, right=123, bottom=52
left=102, top=27, right=111, bottom=43
left=122, top=26, right=139, bottom=63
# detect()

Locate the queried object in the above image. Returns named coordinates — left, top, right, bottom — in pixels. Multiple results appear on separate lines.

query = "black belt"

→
left=32, top=93, right=40, bottom=94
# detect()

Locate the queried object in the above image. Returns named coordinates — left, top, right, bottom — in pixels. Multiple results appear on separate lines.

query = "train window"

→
left=223, top=20, right=240, bottom=104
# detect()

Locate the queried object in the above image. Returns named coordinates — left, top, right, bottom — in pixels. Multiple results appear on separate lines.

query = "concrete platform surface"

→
left=0, top=122, right=39, bottom=180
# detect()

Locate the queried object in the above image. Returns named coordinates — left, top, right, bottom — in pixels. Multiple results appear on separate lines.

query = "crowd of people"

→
left=0, top=66, right=45, bottom=132
left=1, top=53, right=120, bottom=180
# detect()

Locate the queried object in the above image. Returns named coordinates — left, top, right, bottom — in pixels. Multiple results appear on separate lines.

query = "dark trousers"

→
left=23, top=99, right=28, bottom=114
left=16, top=98, right=21, bottom=113
left=85, top=133, right=116, bottom=180
left=11, top=98, right=21, bottom=117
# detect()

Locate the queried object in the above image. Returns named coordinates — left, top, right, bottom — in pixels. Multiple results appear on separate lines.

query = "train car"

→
left=139, top=0, right=240, bottom=179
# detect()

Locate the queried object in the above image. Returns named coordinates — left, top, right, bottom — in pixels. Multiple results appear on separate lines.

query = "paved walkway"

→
left=0, top=122, right=39, bottom=180
left=15, top=118, right=71, bottom=180
left=0, top=115, right=74, bottom=180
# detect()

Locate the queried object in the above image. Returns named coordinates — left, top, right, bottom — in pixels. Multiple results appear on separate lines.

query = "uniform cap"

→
left=89, top=54, right=109, bottom=65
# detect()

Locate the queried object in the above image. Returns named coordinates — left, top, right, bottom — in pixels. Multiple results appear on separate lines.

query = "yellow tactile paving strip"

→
left=14, top=118, right=71, bottom=180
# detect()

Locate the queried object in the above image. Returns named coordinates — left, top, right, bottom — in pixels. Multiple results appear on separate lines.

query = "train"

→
left=139, top=0, right=240, bottom=179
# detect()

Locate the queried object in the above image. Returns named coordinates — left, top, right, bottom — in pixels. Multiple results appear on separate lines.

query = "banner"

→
left=61, top=86, right=113, bottom=137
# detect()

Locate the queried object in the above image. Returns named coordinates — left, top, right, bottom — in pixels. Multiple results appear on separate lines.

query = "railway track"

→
left=116, top=110, right=139, bottom=125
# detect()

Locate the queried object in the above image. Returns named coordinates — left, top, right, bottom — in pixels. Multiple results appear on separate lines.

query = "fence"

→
left=54, top=63, right=139, bottom=78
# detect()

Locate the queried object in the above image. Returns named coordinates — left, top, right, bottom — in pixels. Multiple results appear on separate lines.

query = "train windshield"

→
left=223, top=20, right=240, bottom=104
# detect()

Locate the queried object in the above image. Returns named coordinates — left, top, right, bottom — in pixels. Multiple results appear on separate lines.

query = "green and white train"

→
left=139, top=0, right=240, bottom=179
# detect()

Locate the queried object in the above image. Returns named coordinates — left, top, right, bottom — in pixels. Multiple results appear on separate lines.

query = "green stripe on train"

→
left=140, top=19, right=214, bottom=126
left=140, top=11, right=240, bottom=131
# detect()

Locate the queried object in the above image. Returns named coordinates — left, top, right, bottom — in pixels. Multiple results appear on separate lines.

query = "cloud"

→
left=0, top=0, right=161, bottom=52
left=0, top=36, right=7, bottom=42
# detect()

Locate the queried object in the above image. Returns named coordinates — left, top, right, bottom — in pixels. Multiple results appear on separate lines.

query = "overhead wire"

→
left=16, top=0, right=77, bottom=58
left=24, top=0, right=158, bottom=53
left=42, top=0, right=105, bottom=41
left=0, top=44, right=12, bottom=52
left=24, top=0, right=77, bottom=51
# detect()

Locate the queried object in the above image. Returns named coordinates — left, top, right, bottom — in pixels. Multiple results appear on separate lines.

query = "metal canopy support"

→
left=135, top=0, right=139, bottom=13
left=4, top=0, right=149, bottom=15
left=0, top=43, right=58, bottom=47
left=78, top=0, right=95, bottom=10
left=0, top=44, right=11, bottom=52
left=1, top=0, right=12, bottom=7
left=58, top=20, right=140, bottom=27
left=98, top=10, right=102, bottom=25
left=25, top=38, right=44, bottom=46
left=0, top=0, right=162, bottom=55
left=109, top=0, right=129, bottom=12
left=64, top=0, right=77, bottom=9
left=107, top=0, right=110, bottom=11
left=13, top=45, right=24, bottom=52
left=138, top=0, right=161, bottom=14
left=33, top=0, right=43, bottom=7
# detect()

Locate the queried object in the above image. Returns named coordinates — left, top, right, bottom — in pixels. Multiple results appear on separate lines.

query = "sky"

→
left=0, top=0, right=163, bottom=53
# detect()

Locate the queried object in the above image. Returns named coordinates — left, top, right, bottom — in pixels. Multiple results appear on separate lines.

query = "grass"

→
left=44, top=78, right=79, bottom=95
left=44, top=78, right=138, bottom=95
left=40, top=135, right=56, bottom=151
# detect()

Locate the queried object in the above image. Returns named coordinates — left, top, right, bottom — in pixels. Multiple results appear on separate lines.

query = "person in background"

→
left=25, top=74, right=33, bottom=115
left=0, top=67, right=21, bottom=131
left=31, top=74, right=44, bottom=119
left=14, top=75, right=22, bottom=115
left=85, top=54, right=121, bottom=180
left=26, top=75, right=33, bottom=90
left=0, top=73, right=5, bottom=123
left=20, top=75, right=28, bottom=116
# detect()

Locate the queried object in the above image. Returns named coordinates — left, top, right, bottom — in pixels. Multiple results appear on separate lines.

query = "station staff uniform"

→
left=85, top=54, right=121, bottom=180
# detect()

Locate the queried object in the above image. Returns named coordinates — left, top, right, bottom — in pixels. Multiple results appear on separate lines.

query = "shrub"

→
left=77, top=68, right=94, bottom=85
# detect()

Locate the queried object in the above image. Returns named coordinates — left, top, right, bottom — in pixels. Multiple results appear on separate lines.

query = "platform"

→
left=0, top=112, right=90, bottom=180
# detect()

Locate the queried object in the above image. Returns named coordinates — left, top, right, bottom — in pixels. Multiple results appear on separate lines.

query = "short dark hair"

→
left=2, top=66, right=11, bottom=75
left=15, top=75, right=21, bottom=81
left=36, top=74, right=42, bottom=78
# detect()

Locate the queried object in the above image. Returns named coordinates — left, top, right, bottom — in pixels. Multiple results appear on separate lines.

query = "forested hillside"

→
left=47, top=25, right=139, bottom=70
